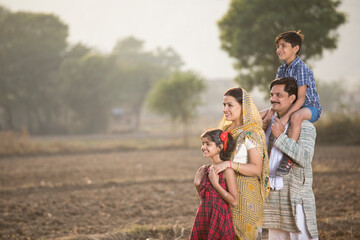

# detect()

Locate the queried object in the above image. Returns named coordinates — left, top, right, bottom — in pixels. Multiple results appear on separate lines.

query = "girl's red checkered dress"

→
left=190, top=166, right=236, bottom=240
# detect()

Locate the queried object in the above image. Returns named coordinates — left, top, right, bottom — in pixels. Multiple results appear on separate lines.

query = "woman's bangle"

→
left=236, top=163, right=241, bottom=173
left=229, top=161, right=232, bottom=169
left=224, top=192, right=228, bottom=197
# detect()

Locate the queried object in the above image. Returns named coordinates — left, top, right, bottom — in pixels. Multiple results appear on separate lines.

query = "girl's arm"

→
left=212, top=147, right=263, bottom=177
left=280, top=85, right=306, bottom=125
left=194, top=165, right=206, bottom=195
left=208, top=167, right=238, bottom=207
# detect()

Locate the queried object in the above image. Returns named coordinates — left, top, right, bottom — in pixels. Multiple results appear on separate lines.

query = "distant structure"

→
left=108, top=108, right=136, bottom=133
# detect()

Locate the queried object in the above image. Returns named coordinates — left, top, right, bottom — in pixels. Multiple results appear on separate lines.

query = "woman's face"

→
left=223, top=95, right=242, bottom=124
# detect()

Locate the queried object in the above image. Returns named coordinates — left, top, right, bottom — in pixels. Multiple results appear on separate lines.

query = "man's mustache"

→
left=271, top=101, right=280, bottom=104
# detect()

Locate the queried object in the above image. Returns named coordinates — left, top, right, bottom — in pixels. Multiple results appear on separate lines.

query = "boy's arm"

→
left=280, top=85, right=306, bottom=125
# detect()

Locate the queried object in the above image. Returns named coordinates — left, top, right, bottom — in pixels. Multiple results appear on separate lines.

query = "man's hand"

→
left=271, top=118, right=285, bottom=138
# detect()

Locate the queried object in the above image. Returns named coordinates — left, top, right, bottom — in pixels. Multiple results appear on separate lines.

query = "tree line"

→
left=0, top=0, right=348, bottom=136
left=0, top=6, right=205, bottom=135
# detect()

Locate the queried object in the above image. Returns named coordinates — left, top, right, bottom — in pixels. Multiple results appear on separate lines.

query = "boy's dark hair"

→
left=270, top=77, right=298, bottom=102
left=275, top=30, right=304, bottom=55
left=224, top=87, right=243, bottom=105
left=201, top=129, right=236, bottom=161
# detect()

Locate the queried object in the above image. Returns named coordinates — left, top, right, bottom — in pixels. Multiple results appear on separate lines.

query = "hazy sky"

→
left=1, top=0, right=359, bottom=83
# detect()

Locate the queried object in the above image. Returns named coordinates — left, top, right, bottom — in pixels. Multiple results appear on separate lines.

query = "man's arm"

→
left=274, top=121, right=316, bottom=168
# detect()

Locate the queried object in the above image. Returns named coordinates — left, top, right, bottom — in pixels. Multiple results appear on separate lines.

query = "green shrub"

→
left=315, top=113, right=360, bottom=145
left=0, top=129, right=36, bottom=155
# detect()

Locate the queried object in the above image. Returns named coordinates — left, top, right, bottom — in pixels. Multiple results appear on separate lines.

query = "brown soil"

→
left=1, top=146, right=359, bottom=239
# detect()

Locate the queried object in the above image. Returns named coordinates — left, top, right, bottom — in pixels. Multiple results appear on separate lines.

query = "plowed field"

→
left=1, top=146, right=359, bottom=239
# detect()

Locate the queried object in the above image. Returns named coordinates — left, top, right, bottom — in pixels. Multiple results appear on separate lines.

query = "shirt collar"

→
left=280, top=56, right=300, bottom=69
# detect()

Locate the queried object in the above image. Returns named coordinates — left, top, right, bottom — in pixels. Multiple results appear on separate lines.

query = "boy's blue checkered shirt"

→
left=276, top=56, right=322, bottom=115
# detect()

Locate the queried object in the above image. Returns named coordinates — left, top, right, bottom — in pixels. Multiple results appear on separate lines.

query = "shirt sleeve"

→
left=245, top=138, right=255, bottom=150
left=295, top=65, right=311, bottom=88
left=274, top=121, right=316, bottom=168
left=233, top=138, right=255, bottom=164
left=275, top=66, right=281, bottom=78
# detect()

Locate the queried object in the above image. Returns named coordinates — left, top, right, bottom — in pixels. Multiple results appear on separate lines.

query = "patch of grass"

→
left=0, top=131, right=200, bottom=157
left=0, top=130, right=39, bottom=155
left=315, top=113, right=360, bottom=145
left=58, top=224, right=189, bottom=240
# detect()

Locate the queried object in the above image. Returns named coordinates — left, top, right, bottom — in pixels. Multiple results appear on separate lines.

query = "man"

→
left=262, top=77, right=318, bottom=240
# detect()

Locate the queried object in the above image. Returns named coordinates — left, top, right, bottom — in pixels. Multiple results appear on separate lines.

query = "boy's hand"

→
left=208, top=167, right=219, bottom=186
left=194, top=165, right=206, bottom=186
left=268, top=108, right=275, bottom=118
left=263, top=119, right=271, bottom=130
left=263, top=108, right=275, bottom=130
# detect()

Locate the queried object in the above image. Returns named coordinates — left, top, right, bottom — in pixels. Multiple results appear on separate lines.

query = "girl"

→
left=190, top=129, right=238, bottom=240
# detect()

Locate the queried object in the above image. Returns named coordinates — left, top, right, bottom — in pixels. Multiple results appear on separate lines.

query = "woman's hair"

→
left=201, top=129, right=236, bottom=161
left=224, top=87, right=243, bottom=105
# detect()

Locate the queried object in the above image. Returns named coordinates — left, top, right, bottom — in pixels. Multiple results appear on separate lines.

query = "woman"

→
left=212, top=87, right=270, bottom=240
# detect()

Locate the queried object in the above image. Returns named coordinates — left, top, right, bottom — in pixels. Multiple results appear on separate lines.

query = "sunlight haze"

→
left=1, top=0, right=359, bottom=83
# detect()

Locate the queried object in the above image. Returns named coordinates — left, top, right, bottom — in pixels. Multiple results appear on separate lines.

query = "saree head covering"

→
left=219, top=88, right=269, bottom=200
left=219, top=88, right=270, bottom=239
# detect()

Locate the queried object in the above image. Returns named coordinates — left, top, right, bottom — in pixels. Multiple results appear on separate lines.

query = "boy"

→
left=261, top=30, right=322, bottom=176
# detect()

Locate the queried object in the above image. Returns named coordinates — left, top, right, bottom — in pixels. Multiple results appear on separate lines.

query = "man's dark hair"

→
left=275, top=30, right=304, bottom=55
left=270, top=77, right=298, bottom=102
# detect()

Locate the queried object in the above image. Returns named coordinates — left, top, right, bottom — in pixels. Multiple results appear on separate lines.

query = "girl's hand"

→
left=208, top=166, right=219, bottom=186
left=212, top=161, right=230, bottom=174
left=194, top=165, right=206, bottom=186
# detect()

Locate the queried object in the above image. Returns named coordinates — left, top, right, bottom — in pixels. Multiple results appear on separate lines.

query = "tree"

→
left=0, top=8, right=68, bottom=133
left=56, top=45, right=114, bottom=133
left=147, top=71, right=206, bottom=145
left=111, top=36, right=183, bottom=131
left=218, top=0, right=346, bottom=92
left=317, top=80, right=345, bottom=113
